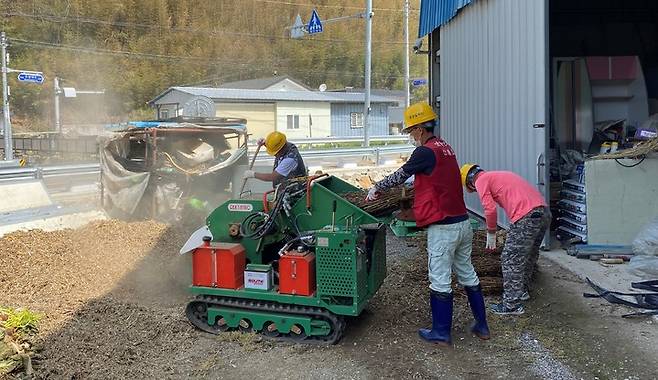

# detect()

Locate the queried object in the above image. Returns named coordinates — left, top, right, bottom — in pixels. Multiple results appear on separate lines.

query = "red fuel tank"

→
left=279, top=249, right=316, bottom=296
left=192, top=237, right=245, bottom=289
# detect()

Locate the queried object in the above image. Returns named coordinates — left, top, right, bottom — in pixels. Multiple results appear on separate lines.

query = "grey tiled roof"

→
left=156, top=87, right=397, bottom=104
left=217, top=76, right=311, bottom=90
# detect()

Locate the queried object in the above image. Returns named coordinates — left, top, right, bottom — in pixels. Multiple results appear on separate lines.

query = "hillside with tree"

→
left=0, top=0, right=427, bottom=131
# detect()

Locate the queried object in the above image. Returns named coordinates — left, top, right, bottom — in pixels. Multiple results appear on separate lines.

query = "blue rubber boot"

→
left=418, top=291, right=453, bottom=346
left=465, top=284, right=491, bottom=340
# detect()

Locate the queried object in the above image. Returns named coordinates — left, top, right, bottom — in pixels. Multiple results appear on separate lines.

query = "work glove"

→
left=256, top=137, right=266, bottom=147
left=365, top=186, right=381, bottom=202
left=485, top=232, right=497, bottom=253
left=242, top=170, right=255, bottom=179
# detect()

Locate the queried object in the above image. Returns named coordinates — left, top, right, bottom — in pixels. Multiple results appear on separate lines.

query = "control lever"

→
left=331, top=200, right=337, bottom=232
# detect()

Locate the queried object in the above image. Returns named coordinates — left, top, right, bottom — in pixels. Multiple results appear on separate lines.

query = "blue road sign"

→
left=17, top=72, right=45, bottom=84
left=307, top=9, right=323, bottom=34
left=412, top=78, right=427, bottom=86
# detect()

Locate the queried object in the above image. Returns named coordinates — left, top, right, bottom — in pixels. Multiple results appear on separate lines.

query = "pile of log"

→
left=464, top=230, right=506, bottom=295
left=344, top=185, right=508, bottom=296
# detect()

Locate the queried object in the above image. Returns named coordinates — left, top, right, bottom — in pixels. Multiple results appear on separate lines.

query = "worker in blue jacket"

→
left=242, top=131, right=307, bottom=187
left=366, top=102, right=490, bottom=346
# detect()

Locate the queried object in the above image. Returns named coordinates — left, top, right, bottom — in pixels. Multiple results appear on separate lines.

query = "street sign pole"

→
left=363, top=0, right=372, bottom=147
left=404, top=0, right=410, bottom=109
left=1, top=31, right=13, bottom=160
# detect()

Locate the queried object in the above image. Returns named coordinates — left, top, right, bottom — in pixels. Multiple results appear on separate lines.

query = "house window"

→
left=160, top=109, right=169, bottom=119
left=287, top=114, right=300, bottom=129
left=350, top=112, right=363, bottom=128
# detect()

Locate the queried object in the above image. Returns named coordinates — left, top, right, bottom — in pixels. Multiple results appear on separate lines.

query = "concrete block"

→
left=0, top=180, right=52, bottom=213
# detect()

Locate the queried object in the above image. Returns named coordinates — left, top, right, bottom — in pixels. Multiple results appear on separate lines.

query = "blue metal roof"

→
left=418, top=0, right=475, bottom=37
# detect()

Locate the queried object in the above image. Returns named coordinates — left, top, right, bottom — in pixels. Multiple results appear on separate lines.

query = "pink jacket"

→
left=474, top=171, right=546, bottom=230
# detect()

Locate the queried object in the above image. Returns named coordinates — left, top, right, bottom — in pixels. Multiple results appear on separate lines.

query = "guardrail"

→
left=0, top=135, right=99, bottom=155
left=0, top=163, right=101, bottom=182
left=0, top=145, right=413, bottom=181
left=285, top=135, right=409, bottom=145
left=0, top=135, right=409, bottom=157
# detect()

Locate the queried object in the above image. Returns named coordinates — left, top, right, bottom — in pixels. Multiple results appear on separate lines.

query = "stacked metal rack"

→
left=556, top=178, right=588, bottom=242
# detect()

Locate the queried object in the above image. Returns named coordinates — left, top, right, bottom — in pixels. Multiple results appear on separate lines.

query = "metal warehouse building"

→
left=420, top=0, right=658, bottom=243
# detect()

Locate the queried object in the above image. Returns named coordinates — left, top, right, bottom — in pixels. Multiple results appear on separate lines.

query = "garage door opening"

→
left=549, top=0, right=658, bottom=243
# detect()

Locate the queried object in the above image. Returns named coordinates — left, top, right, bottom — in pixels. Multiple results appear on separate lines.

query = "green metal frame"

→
left=207, top=307, right=331, bottom=336
left=291, top=176, right=379, bottom=232
left=389, top=218, right=423, bottom=237
left=194, top=176, right=388, bottom=318
left=388, top=217, right=483, bottom=237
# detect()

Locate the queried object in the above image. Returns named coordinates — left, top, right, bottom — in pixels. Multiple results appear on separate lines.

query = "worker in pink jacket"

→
left=460, top=164, right=550, bottom=315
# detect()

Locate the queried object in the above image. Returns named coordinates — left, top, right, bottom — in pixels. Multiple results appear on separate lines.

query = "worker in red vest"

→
left=366, top=102, right=489, bottom=346
left=460, top=164, right=550, bottom=316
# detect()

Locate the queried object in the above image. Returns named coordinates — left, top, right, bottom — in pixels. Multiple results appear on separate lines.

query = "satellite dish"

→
left=319, top=83, right=327, bottom=92
left=182, top=96, right=216, bottom=117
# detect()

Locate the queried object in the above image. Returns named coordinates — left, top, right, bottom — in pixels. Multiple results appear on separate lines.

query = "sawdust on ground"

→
left=0, top=219, right=506, bottom=379
left=0, top=220, right=195, bottom=378
left=1, top=220, right=656, bottom=379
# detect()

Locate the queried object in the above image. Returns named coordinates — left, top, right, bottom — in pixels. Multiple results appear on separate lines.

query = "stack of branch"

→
left=345, top=185, right=509, bottom=295
left=592, top=136, right=658, bottom=160
left=466, top=230, right=507, bottom=295
left=413, top=229, right=507, bottom=295
left=343, top=186, right=415, bottom=217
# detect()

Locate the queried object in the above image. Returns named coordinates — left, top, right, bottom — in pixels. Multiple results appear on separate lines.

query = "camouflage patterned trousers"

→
left=501, top=206, right=551, bottom=309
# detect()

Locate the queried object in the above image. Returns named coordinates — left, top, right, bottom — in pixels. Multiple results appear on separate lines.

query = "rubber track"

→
left=186, top=295, right=346, bottom=345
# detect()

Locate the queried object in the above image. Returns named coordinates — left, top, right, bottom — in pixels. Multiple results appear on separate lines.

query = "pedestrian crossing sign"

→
left=307, top=9, right=323, bottom=34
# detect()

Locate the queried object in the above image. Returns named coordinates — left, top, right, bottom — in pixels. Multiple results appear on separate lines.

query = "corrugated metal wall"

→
left=330, top=103, right=390, bottom=136
left=439, top=0, right=548, bottom=224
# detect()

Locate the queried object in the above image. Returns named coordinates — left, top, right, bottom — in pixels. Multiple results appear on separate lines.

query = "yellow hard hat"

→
left=402, top=101, right=437, bottom=132
left=460, top=163, right=482, bottom=192
left=265, top=131, right=287, bottom=156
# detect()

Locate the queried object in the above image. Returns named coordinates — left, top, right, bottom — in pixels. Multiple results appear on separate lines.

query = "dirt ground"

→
left=1, top=220, right=657, bottom=380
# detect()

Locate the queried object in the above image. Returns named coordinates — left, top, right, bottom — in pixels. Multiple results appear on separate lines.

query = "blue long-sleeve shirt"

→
left=376, top=137, right=437, bottom=190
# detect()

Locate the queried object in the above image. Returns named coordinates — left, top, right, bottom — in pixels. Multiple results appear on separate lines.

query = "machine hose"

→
left=240, top=182, right=290, bottom=239
left=276, top=234, right=316, bottom=257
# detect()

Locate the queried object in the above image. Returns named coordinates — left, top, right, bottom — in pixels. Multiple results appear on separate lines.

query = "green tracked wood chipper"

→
left=181, top=175, right=389, bottom=344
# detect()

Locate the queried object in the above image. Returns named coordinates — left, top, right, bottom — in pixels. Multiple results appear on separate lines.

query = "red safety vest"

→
left=413, top=138, right=467, bottom=227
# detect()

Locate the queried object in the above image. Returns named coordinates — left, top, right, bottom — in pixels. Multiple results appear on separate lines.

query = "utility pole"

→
left=1, top=32, right=13, bottom=160
left=403, top=0, right=410, bottom=109
left=363, top=0, right=373, bottom=147
left=54, top=76, right=61, bottom=133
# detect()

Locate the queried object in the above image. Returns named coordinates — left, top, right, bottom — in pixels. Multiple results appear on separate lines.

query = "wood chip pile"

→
left=0, top=220, right=194, bottom=378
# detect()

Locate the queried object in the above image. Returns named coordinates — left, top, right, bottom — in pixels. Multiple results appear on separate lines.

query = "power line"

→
left=249, top=0, right=419, bottom=13
left=2, top=11, right=407, bottom=45
left=10, top=35, right=402, bottom=64
left=10, top=38, right=279, bottom=65
left=9, top=38, right=416, bottom=81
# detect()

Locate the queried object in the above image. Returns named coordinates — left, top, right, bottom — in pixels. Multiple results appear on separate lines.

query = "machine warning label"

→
left=317, top=237, right=329, bottom=247
left=228, top=203, right=253, bottom=212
